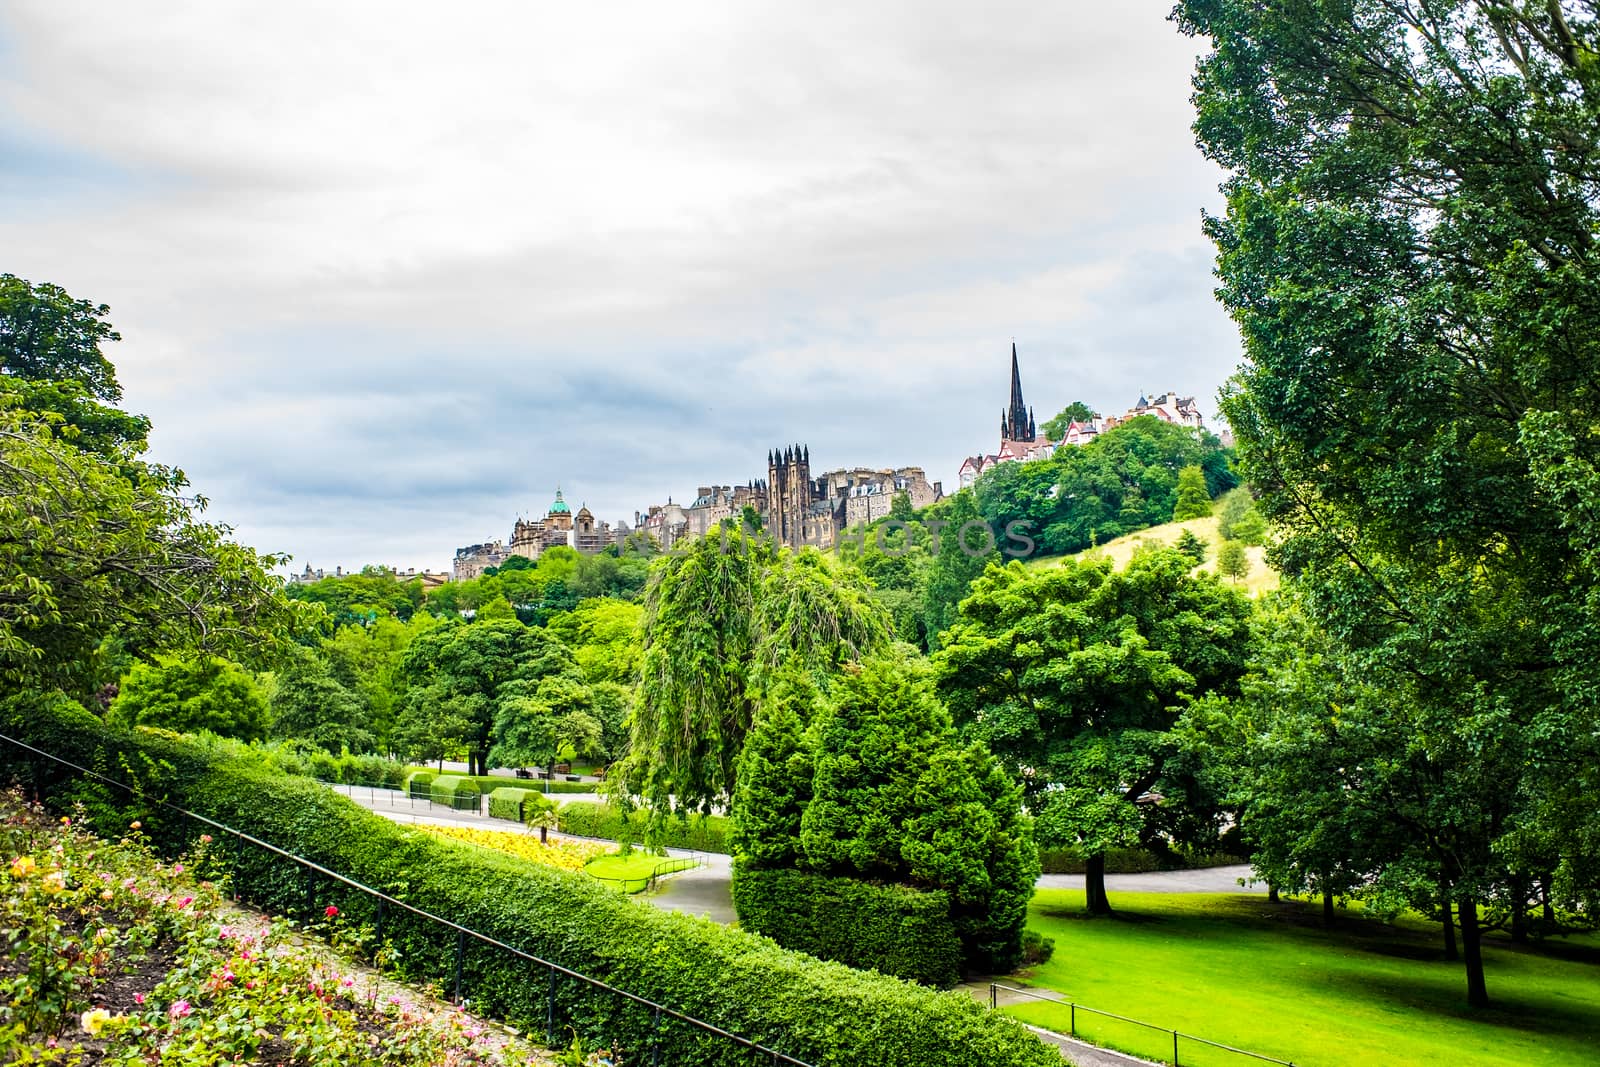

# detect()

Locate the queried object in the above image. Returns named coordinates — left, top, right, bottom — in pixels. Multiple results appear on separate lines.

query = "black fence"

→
left=1, top=732, right=814, bottom=1067
left=991, top=983, right=1295, bottom=1067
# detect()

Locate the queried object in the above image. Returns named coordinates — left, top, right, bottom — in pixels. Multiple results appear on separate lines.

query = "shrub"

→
left=306, top=750, right=340, bottom=782
left=405, top=770, right=435, bottom=800
left=1019, top=929, right=1055, bottom=967
left=487, top=787, right=549, bottom=823
left=430, top=775, right=480, bottom=812
left=1, top=703, right=1063, bottom=1067
left=557, top=802, right=730, bottom=853
left=731, top=863, right=962, bottom=988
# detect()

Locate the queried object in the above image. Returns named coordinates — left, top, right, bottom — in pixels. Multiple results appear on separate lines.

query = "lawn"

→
left=1007, top=890, right=1600, bottom=1067
left=584, top=852, right=698, bottom=894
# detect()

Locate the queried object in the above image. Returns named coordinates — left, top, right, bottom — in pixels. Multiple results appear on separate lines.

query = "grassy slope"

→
left=1025, top=515, right=1279, bottom=595
left=1008, top=890, right=1600, bottom=1067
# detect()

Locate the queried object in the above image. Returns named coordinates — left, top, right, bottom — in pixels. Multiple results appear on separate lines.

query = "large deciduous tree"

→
left=1175, top=0, right=1600, bottom=1006
left=936, top=548, right=1253, bottom=914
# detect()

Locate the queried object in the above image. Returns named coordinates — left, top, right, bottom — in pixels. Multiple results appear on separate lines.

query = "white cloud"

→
left=0, top=0, right=1240, bottom=570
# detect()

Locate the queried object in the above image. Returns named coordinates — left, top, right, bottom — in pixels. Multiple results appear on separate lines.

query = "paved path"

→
left=1039, top=864, right=1263, bottom=895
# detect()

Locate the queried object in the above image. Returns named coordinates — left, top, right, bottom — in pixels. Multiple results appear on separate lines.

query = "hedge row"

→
left=730, top=863, right=962, bottom=989
left=488, top=787, right=551, bottom=823
left=0, top=702, right=1062, bottom=1067
left=405, top=769, right=601, bottom=795
left=430, top=775, right=481, bottom=811
left=557, top=801, right=731, bottom=853
left=405, top=770, right=435, bottom=799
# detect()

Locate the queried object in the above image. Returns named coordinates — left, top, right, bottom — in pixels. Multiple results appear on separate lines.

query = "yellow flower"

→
left=42, top=870, right=66, bottom=894
left=80, top=1008, right=113, bottom=1036
left=8, top=856, right=35, bottom=878
left=129, top=821, right=141, bottom=830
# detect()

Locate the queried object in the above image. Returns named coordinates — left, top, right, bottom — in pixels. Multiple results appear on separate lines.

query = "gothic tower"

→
left=1001, top=342, right=1036, bottom=443
left=766, top=444, right=812, bottom=550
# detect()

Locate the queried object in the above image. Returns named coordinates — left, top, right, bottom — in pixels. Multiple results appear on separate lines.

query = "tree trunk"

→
left=539, top=825, right=548, bottom=845
left=1458, top=897, right=1489, bottom=1009
left=1541, top=878, right=1555, bottom=924
left=1511, top=889, right=1529, bottom=944
left=1085, top=853, right=1113, bottom=915
left=1267, top=884, right=1280, bottom=904
left=1323, top=889, right=1335, bottom=926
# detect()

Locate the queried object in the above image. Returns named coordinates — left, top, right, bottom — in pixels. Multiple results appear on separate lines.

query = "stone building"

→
left=507, top=488, right=620, bottom=561
left=766, top=446, right=943, bottom=551
left=960, top=345, right=1059, bottom=489
left=452, top=541, right=510, bottom=582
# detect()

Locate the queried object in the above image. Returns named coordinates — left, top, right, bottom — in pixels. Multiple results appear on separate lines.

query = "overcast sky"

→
left=0, top=2, right=1240, bottom=573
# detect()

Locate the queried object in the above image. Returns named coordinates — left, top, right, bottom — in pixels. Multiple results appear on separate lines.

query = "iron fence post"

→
left=374, top=897, right=385, bottom=953
left=547, top=965, right=556, bottom=1046
left=453, top=929, right=466, bottom=1003
left=989, top=983, right=996, bottom=1011
left=652, top=1005, right=661, bottom=1067
left=1173, top=1030, right=1180, bottom=1066
left=1070, top=1003, right=1075, bottom=1036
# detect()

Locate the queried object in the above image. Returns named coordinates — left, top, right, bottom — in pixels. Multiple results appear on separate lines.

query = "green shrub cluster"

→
left=730, top=863, right=962, bottom=988
left=487, top=787, right=550, bottom=823
left=404, top=769, right=600, bottom=796
left=430, top=775, right=481, bottom=811
left=405, top=770, right=435, bottom=799
left=1, top=703, right=1062, bottom=1067
left=556, top=801, right=730, bottom=853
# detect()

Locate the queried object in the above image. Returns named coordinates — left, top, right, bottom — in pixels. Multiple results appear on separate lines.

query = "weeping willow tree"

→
left=624, top=526, right=890, bottom=817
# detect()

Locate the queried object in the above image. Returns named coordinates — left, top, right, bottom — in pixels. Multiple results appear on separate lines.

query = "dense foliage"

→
left=1176, top=0, right=1600, bottom=1005
left=1, top=703, right=1063, bottom=1067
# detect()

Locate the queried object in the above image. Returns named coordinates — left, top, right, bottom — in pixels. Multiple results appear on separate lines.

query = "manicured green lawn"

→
left=583, top=852, right=698, bottom=894
left=1008, top=890, right=1600, bottom=1067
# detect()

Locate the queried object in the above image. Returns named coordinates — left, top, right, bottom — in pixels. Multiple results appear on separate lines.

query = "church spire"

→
left=1005, top=342, right=1035, bottom=443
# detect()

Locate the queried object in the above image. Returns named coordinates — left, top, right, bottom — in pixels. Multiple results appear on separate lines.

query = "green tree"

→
left=393, top=618, right=579, bottom=774
left=800, top=652, right=1038, bottom=971
left=1216, top=486, right=1266, bottom=545
left=936, top=549, right=1253, bottom=914
left=1041, top=400, right=1097, bottom=441
left=1, top=274, right=123, bottom=402
left=1177, top=0, right=1600, bottom=1006
left=920, top=491, right=997, bottom=645
left=628, top=530, right=888, bottom=815
left=109, top=655, right=270, bottom=742
left=1215, top=540, right=1249, bottom=583
left=1173, top=528, right=1208, bottom=565
left=269, top=645, right=373, bottom=754
left=0, top=414, right=297, bottom=700
left=1171, top=464, right=1213, bottom=521
left=729, top=666, right=818, bottom=870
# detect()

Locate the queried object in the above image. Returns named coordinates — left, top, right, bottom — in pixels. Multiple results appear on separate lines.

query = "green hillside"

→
left=1026, top=515, right=1279, bottom=596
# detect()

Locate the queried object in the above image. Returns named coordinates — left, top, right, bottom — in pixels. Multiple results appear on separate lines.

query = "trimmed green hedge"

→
left=403, top=769, right=600, bottom=795
left=430, top=775, right=480, bottom=811
left=487, top=787, right=550, bottom=823
left=1036, top=847, right=1243, bottom=875
left=405, top=770, right=435, bottom=800
left=731, top=863, right=963, bottom=989
left=558, top=801, right=731, bottom=853
left=1, top=702, right=1061, bottom=1067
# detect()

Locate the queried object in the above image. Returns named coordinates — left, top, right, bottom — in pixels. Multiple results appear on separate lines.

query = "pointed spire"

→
left=1006, top=342, right=1034, bottom=443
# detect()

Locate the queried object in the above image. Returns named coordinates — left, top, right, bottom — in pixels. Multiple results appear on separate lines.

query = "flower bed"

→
left=419, top=825, right=611, bottom=874
left=0, top=796, right=617, bottom=1066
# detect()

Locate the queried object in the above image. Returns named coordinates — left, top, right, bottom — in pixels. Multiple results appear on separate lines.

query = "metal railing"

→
left=990, top=983, right=1296, bottom=1067
left=586, top=855, right=701, bottom=894
left=1, top=732, right=814, bottom=1067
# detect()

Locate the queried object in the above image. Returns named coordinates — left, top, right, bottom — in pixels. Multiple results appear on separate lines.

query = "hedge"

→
left=430, top=775, right=481, bottom=811
left=0, top=702, right=1062, bottom=1067
left=731, top=864, right=963, bottom=989
left=404, top=769, right=601, bottom=796
left=558, top=801, right=731, bottom=854
left=487, top=787, right=551, bottom=823
left=1036, top=847, right=1243, bottom=875
left=405, top=770, right=435, bottom=799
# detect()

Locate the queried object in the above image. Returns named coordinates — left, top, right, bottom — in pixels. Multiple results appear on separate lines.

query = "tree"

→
left=729, top=666, right=817, bottom=870
left=1041, top=401, right=1097, bottom=441
left=270, top=645, right=374, bottom=754
left=1216, top=486, right=1266, bottom=546
left=627, top=530, right=888, bottom=816
left=0, top=415, right=298, bottom=700
left=936, top=549, right=1253, bottom=914
left=1215, top=540, right=1249, bottom=583
left=393, top=618, right=581, bottom=775
left=799, top=652, right=1038, bottom=971
left=1, top=275, right=123, bottom=402
left=1174, top=528, right=1208, bottom=565
left=1171, top=465, right=1213, bottom=521
left=1177, top=0, right=1600, bottom=1007
left=109, top=655, right=270, bottom=742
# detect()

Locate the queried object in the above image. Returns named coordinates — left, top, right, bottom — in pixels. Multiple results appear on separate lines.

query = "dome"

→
left=548, top=488, right=571, bottom=515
